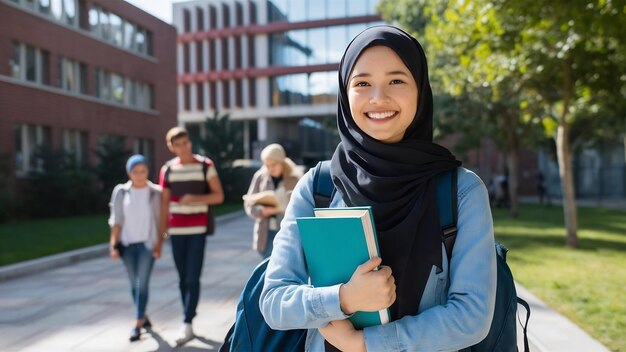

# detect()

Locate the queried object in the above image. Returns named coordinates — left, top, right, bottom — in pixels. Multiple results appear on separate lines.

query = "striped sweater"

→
left=159, top=155, right=217, bottom=235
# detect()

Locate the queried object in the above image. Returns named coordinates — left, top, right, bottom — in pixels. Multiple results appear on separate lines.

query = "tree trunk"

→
left=506, top=150, right=519, bottom=218
left=556, top=123, right=579, bottom=247
left=556, top=58, right=579, bottom=248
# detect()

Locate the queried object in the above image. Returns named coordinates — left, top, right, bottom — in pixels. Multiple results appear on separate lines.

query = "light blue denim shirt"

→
left=260, top=167, right=496, bottom=352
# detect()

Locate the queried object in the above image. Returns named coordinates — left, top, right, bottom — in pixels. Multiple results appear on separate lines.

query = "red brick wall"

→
left=0, top=1, right=178, bottom=181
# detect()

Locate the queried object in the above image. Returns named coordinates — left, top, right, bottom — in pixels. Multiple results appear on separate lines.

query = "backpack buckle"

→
left=443, top=226, right=457, bottom=238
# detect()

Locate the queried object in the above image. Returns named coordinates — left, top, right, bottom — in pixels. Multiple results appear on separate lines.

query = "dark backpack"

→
left=220, top=161, right=530, bottom=352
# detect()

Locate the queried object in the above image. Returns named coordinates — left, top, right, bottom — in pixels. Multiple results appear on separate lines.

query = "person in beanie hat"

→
left=244, top=143, right=302, bottom=258
left=108, top=154, right=162, bottom=342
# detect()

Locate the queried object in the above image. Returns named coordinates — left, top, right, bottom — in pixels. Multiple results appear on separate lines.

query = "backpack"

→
left=220, top=161, right=530, bottom=352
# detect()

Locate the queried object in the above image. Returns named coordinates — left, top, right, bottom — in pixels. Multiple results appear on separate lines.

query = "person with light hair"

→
left=244, top=143, right=302, bottom=258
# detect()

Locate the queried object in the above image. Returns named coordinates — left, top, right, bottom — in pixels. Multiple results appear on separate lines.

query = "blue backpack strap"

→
left=435, top=169, right=458, bottom=263
left=312, top=161, right=334, bottom=208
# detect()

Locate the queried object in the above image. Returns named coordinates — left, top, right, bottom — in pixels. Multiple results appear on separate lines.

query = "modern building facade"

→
left=0, top=0, right=177, bottom=181
left=173, top=0, right=383, bottom=165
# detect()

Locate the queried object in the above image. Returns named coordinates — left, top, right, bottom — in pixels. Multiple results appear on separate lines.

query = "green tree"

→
left=380, top=0, right=546, bottom=218
left=380, top=0, right=626, bottom=247
left=93, top=136, right=131, bottom=200
left=195, top=112, right=245, bottom=203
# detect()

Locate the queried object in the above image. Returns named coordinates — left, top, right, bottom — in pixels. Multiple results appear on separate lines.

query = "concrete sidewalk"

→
left=0, top=213, right=611, bottom=351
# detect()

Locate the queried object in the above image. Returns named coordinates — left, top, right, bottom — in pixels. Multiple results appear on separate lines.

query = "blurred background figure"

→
left=244, top=143, right=302, bottom=258
left=108, top=154, right=163, bottom=342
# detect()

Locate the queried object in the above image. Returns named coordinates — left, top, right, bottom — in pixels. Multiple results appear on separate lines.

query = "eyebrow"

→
left=350, top=70, right=410, bottom=81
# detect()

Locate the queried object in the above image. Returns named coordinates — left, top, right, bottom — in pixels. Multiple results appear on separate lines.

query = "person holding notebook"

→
left=260, top=26, right=496, bottom=351
left=244, top=143, right=301, bottom=258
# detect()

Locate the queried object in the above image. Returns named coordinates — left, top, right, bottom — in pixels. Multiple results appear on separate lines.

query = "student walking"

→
left=244, top=143, right=302, bottom=258
left=159, top=127, right=224, bottom=346
left=108, top=154, right=162, bottom=342
left=259, top=26, right=496, bottom=351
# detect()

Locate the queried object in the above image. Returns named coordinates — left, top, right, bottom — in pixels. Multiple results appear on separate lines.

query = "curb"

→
left=0, top=210, right=246, bottom=283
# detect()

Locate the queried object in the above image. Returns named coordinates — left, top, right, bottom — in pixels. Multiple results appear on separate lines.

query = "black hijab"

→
left=330, top=26, right=461, bottom=321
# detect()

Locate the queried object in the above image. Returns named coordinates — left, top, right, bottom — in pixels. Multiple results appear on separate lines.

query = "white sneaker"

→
left=175, top=323, right=194, bottom=346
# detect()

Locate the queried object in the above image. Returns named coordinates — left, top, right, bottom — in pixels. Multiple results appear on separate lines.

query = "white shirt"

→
left=121, top=186, right=152, bottom=245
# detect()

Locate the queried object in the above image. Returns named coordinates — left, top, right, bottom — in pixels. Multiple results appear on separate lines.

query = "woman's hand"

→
left=261, top=206, right=279, bottom=218
left=339, top=257, right=396, bottom=314
left=109, top=246, right=120, bottom=260
left=152, top=243, right=163, bottom=259
left=319, top=319, right=365, bottom=352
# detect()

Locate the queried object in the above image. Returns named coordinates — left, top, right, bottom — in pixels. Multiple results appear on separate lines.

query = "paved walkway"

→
left=0, top=213, right=611, bottom=351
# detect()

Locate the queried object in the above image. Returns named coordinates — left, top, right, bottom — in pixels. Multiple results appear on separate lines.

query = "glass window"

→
left=307, top=28, right=327, bottom=64
left=146, top=31, right=153, bottom=56
left=64, top=59, right=75, bottom=91
left=88, top=6, right=99, bottom=32
left=14, top=125, right=24, bottom=173
left=307, top=0, right=326, bottom=20
left=25, top=45, right=36, bottom=82
left=99, top=10, right=110, bottom=40
left=183, top=8, right=191, bottom=32
left=110, top=13, right=123, bottom=46
left=348, top=24, right=368, bottom=42
left=51, top=0, right=62, bottom=20
left=209, top=5, right=217, bottom=29
left=368, top=0, right=381, bottom=15
left=348, top=1, right=367, bottom=17
left=223, top=80, right=230, bottom=108
left=39, top=0, right=51, bottom=15
left=222, top=3, right=230, bottom=27
left=127, top=79, right=136, bottom=106
left=196, top=41, right=204, bottom=71
left=79, top=63, right=87, bottom=94
left=64, top=0, right=76, bottom=26
left=310, top=71, right=337, bottom=105
left=11, top=41, right=21, bottom=79
left=267, top=0, right=287, bottom=22
left=101, top=71, right=111, bottom=100
left=136, top=29, right=146, bottom=54
left=287, top=30, right=308, bottom=66
left=123, top=21, right=135, bottom=50
left=327, top=26, right=346, bottom=63
left=136, top=82, right=145, bottom=108
left=197, top=83, right=204, bottom=110
left=183, top=43, right=190, bottom=73
left=111, top=74, right=124, bottom=103
left=327, top=0, right=346, bottom=18
left=94, top=69, right=100, bottom=97
left=196, top=7, right=204, bottom=30
left=40, top=50, right=50, bottom=85
left=148, top=85, right=155, bottom=109
left=184, top=84, right=191, bottom=110
left=289, top=1, right=305, bottom=22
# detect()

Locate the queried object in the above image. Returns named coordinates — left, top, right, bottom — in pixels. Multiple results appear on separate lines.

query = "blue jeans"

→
left=121, top=243, right=155, bottom=320
left=170, top=234, right=206, bottom=323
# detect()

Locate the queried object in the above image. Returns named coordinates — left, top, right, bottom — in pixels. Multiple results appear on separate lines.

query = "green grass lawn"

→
left=0, top=203, right=243, bottom=267
left=492, top=204, right=626, bottom=352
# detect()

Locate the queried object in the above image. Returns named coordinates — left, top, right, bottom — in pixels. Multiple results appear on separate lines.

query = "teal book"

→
left=296, top=206, right=390, bottom=330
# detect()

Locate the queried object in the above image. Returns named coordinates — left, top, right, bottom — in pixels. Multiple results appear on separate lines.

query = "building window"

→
left=197, top=83, right=204, bottom=110
left=62, top=129, right=89, bottom=166
left=270, top=74, right=310, bottom=106
left=222, top=3, right=230, bottom=28
left=111, top=73, right=124, bottom=103
left=249, top=1, right=257, bottom=24
left=196, top=41, right=204, bottom=72
left=209, top=40, right=216, bottom=71
left=247, top=35, right=255, bottom=68
left=184, top=84, right=191, bottom=111
left=209, top=82, right=217, bottom=111
left=14, top=124, right=52, bottom=174
left=183, top=43, right=191, bottom=73
left=235, top=2, right=243, bottom=26
left=248, top=78, right=256, bottom=107
left=222, top=81, right=230, bottom=108
left=234, top=36, right=242, bottom=69
left=25, top=45, right=36, bottom=82
left=57, top=56, right=86, bottom=94
left=183, top=8, right=191, bottom=32
left=235, top=79, right=242, bottom=108
left=208, top=5, right=217, bottom=29
left=94, top=68, right=153, bottom=109
left=196, top=7, right=204, bottom=30
left=89, top=5, right=152, bottom=56
left=10, top=41, right=51, bottom=86
left=221, top=39, right=229, bottom=70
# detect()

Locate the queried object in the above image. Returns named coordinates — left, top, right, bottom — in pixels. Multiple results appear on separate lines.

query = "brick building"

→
left=0, top=0, right=177, bottom=183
